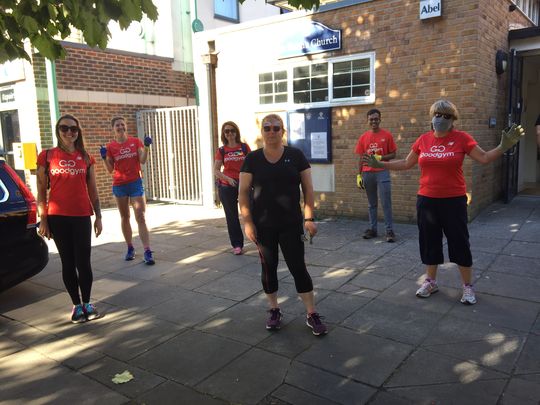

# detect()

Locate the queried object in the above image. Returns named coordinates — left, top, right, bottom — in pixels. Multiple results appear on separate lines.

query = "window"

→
left=258, top=53, right=375, bottom=107
left=214, top=0, right=239, bottom=22
left=259, top=71, right=288, bottom=104
left=511, top=0, right=540, bottom=24
left=332, top=59, right=371, bottom=99
left=293, top=63, right=328, bottom=103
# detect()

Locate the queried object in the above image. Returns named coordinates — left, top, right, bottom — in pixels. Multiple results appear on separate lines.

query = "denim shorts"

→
left=112, top=178, right=144, bottom=198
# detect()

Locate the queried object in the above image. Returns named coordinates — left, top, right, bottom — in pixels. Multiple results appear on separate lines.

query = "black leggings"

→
left=416, top=195, right=472, bottom=267
left=256, top=225, right=313, bottom=294
left=48, top=215, right=93, bottom=305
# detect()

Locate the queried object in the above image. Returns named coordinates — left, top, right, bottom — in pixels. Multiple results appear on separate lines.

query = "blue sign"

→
left=280, top=21, right=341, bottom=59
left=287, top=107, right=332, bottom=164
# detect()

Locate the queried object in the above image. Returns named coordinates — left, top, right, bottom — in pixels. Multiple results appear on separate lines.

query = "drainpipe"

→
left=201, top=44, right=219, bottom=205
left=45, top=59, right=59, bottom=146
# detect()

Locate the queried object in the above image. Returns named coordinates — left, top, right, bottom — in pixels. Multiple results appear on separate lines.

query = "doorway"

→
left=518, top=53, right=540, bottom=196
left=0, top=110, right=22, bottom=178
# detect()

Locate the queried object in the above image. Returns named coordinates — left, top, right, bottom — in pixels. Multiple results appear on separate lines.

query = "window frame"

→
left=214, top=0, right=240, bottom=23
left=257, top=52, right=376, bottom=108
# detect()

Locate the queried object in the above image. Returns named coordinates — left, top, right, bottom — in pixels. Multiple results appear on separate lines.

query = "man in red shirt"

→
left=354, top=109, right=397, bottom=242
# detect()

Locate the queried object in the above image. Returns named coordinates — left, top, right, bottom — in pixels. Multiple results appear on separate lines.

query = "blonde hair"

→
left=429, top=99, right=459, bottom=120
left=261, top=114, right=286, bottom=134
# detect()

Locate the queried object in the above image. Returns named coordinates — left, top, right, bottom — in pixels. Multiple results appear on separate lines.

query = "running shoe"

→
left=460, top=284, right=477, bottom=305
left=83, top=303, right=100, bottom=321
left=363, top=229, right=377, bottom=239
left=386, top=230, right=396, bottom=243
left=306, top=312, right=328, bottom=336
left=266, top=308, right=283, bottom=330
left=232, top=247, right=243, bottom=255
left=416, top=279, right=439, bottom=298
left=71, top=304, right=86, bottom=323
left=125, top=246, right=135, bottom=261
left=144, top=249, right=155, bottom=265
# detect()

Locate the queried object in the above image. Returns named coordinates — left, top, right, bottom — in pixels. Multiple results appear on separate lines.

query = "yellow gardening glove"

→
left=499, top=124, right=525, bottom=151
left=363, top=154, right=384, bottom=169
left=356, top=173, right=365, bottom=189
left=374, top=154, right=382, bottom=161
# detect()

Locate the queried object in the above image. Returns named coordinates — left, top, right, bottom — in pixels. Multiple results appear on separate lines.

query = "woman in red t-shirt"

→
left=213, top=121, right=251, bottom=255
left=36, top=114, right=102, bottom=323
left=101, top=117, right=154, bottom=265
left=364, top=99, right=524, bottom=306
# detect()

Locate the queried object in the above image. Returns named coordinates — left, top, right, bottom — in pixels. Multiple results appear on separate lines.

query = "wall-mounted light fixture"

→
left=495, top=50, right=508, bottom=75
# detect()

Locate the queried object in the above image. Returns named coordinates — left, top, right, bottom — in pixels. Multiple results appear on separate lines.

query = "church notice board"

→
left=287, top=107, right=332, bottom=164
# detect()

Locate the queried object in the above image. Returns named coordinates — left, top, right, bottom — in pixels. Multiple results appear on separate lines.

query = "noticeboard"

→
left=286, top=107, right=332, bottom=164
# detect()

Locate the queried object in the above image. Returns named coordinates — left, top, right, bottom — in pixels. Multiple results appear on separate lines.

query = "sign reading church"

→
left=280, top=21, right=341, bottom=59
left=420, top=0, right=442, bottom=19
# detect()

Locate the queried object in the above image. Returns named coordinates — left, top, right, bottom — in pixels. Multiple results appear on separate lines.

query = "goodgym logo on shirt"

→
left=116, top=146, right=138, bottom=161
left=368, top=142, right=382, bottom=155
left=51, top=159, right=86, bottom=175
left=420, top=145, right=455, bottom=159
left=224, top=150, right=245, bottom=162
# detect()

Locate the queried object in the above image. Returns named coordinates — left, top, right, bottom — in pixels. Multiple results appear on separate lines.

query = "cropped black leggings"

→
left=256, top=225, right=313, bottom=294
left=48, top=215, right=93, bottom=305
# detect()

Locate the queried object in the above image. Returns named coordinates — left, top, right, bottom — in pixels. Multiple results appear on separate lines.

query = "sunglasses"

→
left=59, top=125, right=80, bottom=133
left=224, top=128, right=236, bottom=134
left=434, top=113, right=453, bottom=120
left=263, top=125, right=282, bottom=132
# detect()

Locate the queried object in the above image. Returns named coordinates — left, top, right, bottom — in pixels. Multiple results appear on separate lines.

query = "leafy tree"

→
left=0, top=0, right=321, bottom=64
left=0, top=0, right=158, bottom=63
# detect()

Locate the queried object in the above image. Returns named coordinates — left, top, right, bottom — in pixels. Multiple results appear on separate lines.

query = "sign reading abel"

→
left=420, top=0, right=442, bottom=19
left=280, top=21, right=341, bottom=59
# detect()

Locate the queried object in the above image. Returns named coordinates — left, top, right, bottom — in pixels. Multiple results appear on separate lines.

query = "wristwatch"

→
left=304, top=218, right=315, bottom=222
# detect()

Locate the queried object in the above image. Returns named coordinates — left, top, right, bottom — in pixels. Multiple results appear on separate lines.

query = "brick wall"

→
left=55, top=44, right=194, bottom=98
left=54, top=45, right=196, bottom=208
left=307, top=0, right=533, bottom=221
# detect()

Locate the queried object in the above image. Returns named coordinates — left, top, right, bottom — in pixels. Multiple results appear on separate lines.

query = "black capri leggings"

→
left=48, top=215, right=93, bottom=305
left=416, top=195, right=472, bottom=267
left=256, top=225, right=313, bottom=294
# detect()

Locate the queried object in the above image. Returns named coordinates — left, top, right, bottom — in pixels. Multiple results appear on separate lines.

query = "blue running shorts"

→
left=112, top=178, right=144, bottom=198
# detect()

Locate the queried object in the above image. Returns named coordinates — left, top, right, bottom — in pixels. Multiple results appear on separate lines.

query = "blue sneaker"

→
left=83, top=302, right=100, bottom=321
left=125, top=246, right=135, bottom=261
left=144, top=249, right=155, bottom=265
left=71, top=304, right=86, bottom=323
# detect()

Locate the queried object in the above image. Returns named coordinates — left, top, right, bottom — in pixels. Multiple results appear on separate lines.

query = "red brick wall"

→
left=307, top=0, right=533, bottom=220
left=56, top=44, right=194, bottom=97
left=55, top=45, right=196, bottom=208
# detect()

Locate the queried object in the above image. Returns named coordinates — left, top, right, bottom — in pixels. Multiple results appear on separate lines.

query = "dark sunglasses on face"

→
left=224, top=128, right=236, bottom=134
left=263, top=125, right=282, bottom=132
left=434, top=113, right=453, bottom=120
left=59, top=125, right=80, bottom=133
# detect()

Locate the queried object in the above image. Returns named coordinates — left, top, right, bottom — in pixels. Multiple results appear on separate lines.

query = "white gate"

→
left=136, top=106, right=202, bottom=204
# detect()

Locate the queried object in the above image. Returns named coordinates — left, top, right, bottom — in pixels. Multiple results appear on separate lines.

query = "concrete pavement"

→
left=1, top=196, right=539, bottom=404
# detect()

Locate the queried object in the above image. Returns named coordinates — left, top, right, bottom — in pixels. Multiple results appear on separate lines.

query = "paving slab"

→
left=386, top=379, right=506, bottom=405
left=195, top=348, right=290, bottom=405
left=283, top=361, right=376, bottom=404
left=474, top=271, right=540, bottom=302
left=271, top=383, right=340, bottom=405
left=131, top=329, right=249, bottom=386
left=79, top=356, right=166, bottom=399
left=134, top=380, right=228, bottom=405
left=342, top=298, right=446, bottom=345
left=385, top=348, right=507, bottom=387
left=297, top=326, right=413, bottom=386
left=501, top=374, right=540, bottom=405
left=514, top=334, right=540, bottom=374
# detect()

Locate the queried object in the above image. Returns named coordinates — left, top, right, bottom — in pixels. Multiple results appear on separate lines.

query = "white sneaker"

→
left=460, top=284, right=477, bottom=305
left=416, top=279, right=439, bottom=298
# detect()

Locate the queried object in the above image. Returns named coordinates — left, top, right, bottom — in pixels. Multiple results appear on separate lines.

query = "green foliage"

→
left=0, top=0, right=158, bottom=63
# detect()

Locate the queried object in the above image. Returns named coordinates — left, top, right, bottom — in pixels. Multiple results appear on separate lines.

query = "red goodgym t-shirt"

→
left=214, top=143, right=251, bottom=185
left=412, top=129, right=478, bottom=198
left=106, top=136, right=144, bottom=186
left=354, top=129, right=397, bottom=172
left=37, top=148, right=95, bottom=216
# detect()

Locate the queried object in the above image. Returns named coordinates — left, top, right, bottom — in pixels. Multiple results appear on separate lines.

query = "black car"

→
left=0, top=158, right=48, bottom=292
